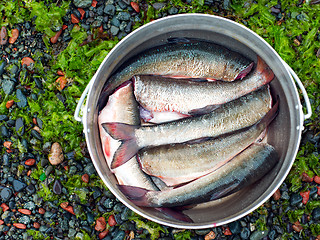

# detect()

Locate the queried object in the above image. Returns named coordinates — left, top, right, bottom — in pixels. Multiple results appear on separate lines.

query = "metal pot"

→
left=74, top=14, right=312, bottom=229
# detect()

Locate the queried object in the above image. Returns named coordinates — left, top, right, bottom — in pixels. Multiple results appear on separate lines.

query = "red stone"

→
left=33, top=222, right=40, bottom=229
left=3, top=141, right=12, bottom=149
left=95, top=217, right=106, bottom=232
left=0, top=220, right=4, bottom=225
left=223, top=227, right=232, bottom=235
left=108, top=215, right=117, bottom=226
left=38, top=208, right=46, bottom=214
left=50, top=29, right=62, bottom=44
left=300, top=190, right=310, bottom=204
left=18, top=209, right=32, bottom=215
left=62, top=25, right=68, bottom=30
left=64, top=205, right=75, bottom=215
left=302, top=172, right=313, bottom=182
left=272, top=189, right=281, bottom=201
left=25, top=158, right=36, bottom=166
left=71, top=14, right=80, bottom=24
left=82, top=174, right=89, bottom=183
left=78, top=8, right=85, bottom=20
left=293, top=221, right=303, bottom=232
left=99, top=229, right=109, bottom=239
left=317, top=186, right=320, bottom=195
left=9, top=29, right=19, bottom=44
left=1, top=203, right=9, bottom=212
left=0, top=26, right=7, bottom=45
left=92, top=0, right=97, bottom=7
left=32, top=118, right=37, bottom=125
left=204, top=231, right=216, bottom=240
left=56, top=76, right=67, bottom=91
left=314, top=176, right=320, bottom=184
left=6, top=100, right=14, bottom=108
left=13, top=223, right=26, bottom=229
left=21, top=57, right=34, bottom=67
left=57, top=70, right=65, bottom=76
left=130, top=2, right=140, bottom=13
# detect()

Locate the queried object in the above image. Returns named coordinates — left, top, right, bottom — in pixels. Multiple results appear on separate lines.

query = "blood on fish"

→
left=104, top=137, right=111, bottom=158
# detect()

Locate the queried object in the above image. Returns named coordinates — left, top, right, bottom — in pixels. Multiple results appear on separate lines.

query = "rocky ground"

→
left=0, top=0, right=320, bottom=239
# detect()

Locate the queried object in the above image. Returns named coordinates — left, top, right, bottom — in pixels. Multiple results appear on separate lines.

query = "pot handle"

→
left=282, top=61, right=312, bottom=120
left=74, top=74, right=95, bottom=122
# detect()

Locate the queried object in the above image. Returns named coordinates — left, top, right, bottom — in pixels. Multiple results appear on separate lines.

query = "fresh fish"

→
left=138, top=99, right=278, bottom=186
left=103, top=86, right=272, bottom=169
left=139, top=106, right=191, bottom=124
left=98, top=40, right=253, bottom=110
left=133, top=56, right=273, bottom=115
left=98, top=82, right=157, bottom=190
left=118, top=142, right=278, bottom=208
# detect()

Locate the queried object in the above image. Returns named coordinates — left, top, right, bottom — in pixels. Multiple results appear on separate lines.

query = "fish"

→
left=118, top=142, right=278, bottom=208
left=98, top=40, right=253, bottom=110
left=133, top=56, right=273, bottom=115
left=102, top=86, right=273, bottom=169
left=138, top=99, right=278, bottom=186
left=98, top=81, right=157, bottom=190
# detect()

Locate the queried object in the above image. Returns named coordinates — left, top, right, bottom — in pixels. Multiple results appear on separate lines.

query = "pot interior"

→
left=84, top=14, right=303, bottom=228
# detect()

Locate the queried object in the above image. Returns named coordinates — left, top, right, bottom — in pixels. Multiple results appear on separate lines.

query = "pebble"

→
left=24, top=201, right=35, bottom=210
left=18, top=209, right=31, bottom=215
left=0, top=26, right=7, bottom=45
left=53, top=179, right=62, bottom=195
left=312, top=207, right=320, bottom=220
left=50, top=29, right=62, bottom=44
left=16, top=89, right=28, bottom=108
left=131, top=2, right=140, bottom=12
left=1, top=187, right=13, bottom=201
left=1, top=125, right=9, bottom=137
left=104, top=4, right=116, bottom=15
left=48, top=142, right=64, bottom=165
left=229, top=221, right=241, bottom=234
left=13, top=223, right=26, bottom=229
left=250, top=230, right=269, bottom=240
left=6, top=100, right=14, bottom=108
left=25, top=158, right=36, bottom=166
left=272, top=189, right=281, bottom=200
left=290, top=193, right=303, bottom=205
left=9, top=29, right=19, bottom=44
left=13, top=180, right=27, bottom=192
left=19, top=215, right=30, bottom=225
left=26, top=184, right=36, bottom=194
left=110, top=26, right=119, bottom=36
left=21, top=57, right=34, bottom=67
left=15, top=117, right=25, bottom=136
left=0, top=61, right=6, bottom=75
left=73, top=0, right=92, bottom=8
left=117, top=12, right=131, bottom=21
left=84, top=163, right=96, bottom=175
left=95, top=216, right=106, bottom=231
left=2, top=80, right=15, bottom=95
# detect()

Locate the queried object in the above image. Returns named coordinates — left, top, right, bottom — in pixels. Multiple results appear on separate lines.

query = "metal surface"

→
left=76, top=14, right=311, bottom=229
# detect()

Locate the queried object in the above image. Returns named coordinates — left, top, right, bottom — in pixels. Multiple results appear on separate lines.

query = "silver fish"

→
left=133, top=56, right=273, bottom=115
left=98, top=82, right=157, bottom=190
left=138, top=100, right=278, bottom=186
left=118, top=142, right=278, bottom=208
left=98, top=40, right=253, bottom=110
left=103, top=86, right=272, bottom=169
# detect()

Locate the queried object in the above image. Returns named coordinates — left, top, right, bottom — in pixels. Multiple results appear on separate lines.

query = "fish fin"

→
left=256, top=56, right=274, bottom=83
left=111, top=139, right=139, bottom=169
left=118, top=185, right=152, bottom=207
left=236, top=62, right=254, bottom=80
left=188, top=104, right=220, bottom=115
left=139, top=106, right=154, bottom=123
left=102, top=122, right=137, bottom=140
left=155, top=207, right=193, bottom=223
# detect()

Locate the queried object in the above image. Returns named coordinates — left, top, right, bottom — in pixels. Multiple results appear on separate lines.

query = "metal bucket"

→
left=74, top=14, right=312, bottom=229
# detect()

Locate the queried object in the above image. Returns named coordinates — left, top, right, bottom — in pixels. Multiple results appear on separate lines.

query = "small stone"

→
left=25, top=158, right=36, bottom=166
left=292, top=221, right=303, bottom=232
left=68, top=228, right=77, bottom=238
left=113, top=230, right=125, bottom=240
left=95, top=216, right=106, bottom=231
left=152, top=2, right=166, bottom=10
left=108, top=214, right=117, bottom=226
left=13, top=223, right=26, bottom=229
left=50, top=29, right=62, bottom=44
left=312, top=207, right=320, bottom=220
left=0, top=125, right=9, bottom=137
left=18, top=209, right=32, bottom=215
left=1, top=187, right=13, bottom=201
left=15, top=117, right=24, bottom=135
left=33, top=222, right=40, bottom=229
left=45, top=165, right=54, bottom=176
left=26, top=184, right=36, bottom=194
left=53, top=179, right=62, bottom=195
left=204, top=231, right=216, bottom=240
left=130, top=2, right=139, bottom=12
left=21, top=57, right=34, bottom=67
left=0, top=27, right=7, bottom=45
left=104, top=4, right=115, bottom=15
left=110, top=26, right=119, bottom=36
left=301, top=172, right=313, bottom=182
left=31, top=129, right=43, bottom=140
left=48, top=142, right=64, bottom=165
left=99, top=230, right=109, bottom=239
left=290, top=193, right=303, bottom=205
left=38, top=208, right=46, bottom=214
left=13, top=180, right=27, bottom=192
left=2, top=80, right=15, bottom=95
left=9, top=29, right=19, bottom=44
left=168, top=7, right=178, bottom=15
left=314, top=176, right=320, bottom=184
left=1, top=203, right=9, bottom=212
left=24, top=201, right=35, bottom=210
left=81, top=174, right=89, bottom=183
left=84, top=163, right=96, bottom=175
left=19, top=215, right=30, bottom=225
left=272, top=189, right=281, bottom=200
left=71, top=14, right=80, bottom=24
left=16, top=89, right=27, bottom=108
left=73, top=0, right=92, bottom=8
left=117, top=12, right=131, bottom=21
left=229, top=221, right=241, bottom=234
left=250, top=230, right=269, bottom=240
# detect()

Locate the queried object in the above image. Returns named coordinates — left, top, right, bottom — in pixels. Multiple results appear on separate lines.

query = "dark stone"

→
left=16, top=89, right=28, bottom=108
left=31, top=129, right=43, bottom=140
left=3, top=154, right=9, bottom=166
left=118, top=1, right=128, bottom=9
left=104, top=4, right=116, bottom=15
left=53, top=179, right=62, bottom=195
left=240, top=227, right=250, bottom=239
left=21, top=138, right=28, bottom=149
left=73, top=0, right=92, bottom=8
left=110, top=26, right=119, bottom=36
left=268, top=229, right=277, bottom=240
left=2, top=80, right=15, bottom=95
left=290, top=193, right=303, bottom=205
left=15, top=117, right=24, bottom=136
left=96, top=5, right=104, bottom=15
left=1, top=125, right=9, bottom=137
left=113, top=230, right=125, bottom=240
left=124, top=21, right=132, bottom=33
left=0, top=115, right=8, bottom=121
left=84, top=163, right=96, bottom=175
left=13, top=179, right=27, bottom=192
left=312, top=207, right=320, bottom=220
left=72, top=9, right=82, bottom=19
left=110, top=17, right=120, bottom=27
left=26, top=184, right=36, bottom=194
left=87, top=212, right=95, bottom=224
left=229, top=221, right=241, bottom=234
left=34, top=77, right=43, bottom=89
left=8, top=201, right=15, bottom=209
left=92, top=187, right=102, bottom=199
left=6, top=119, right=15, bottom=127
left=1, top=187, right=13, bottom=201
left=103, top=198, right=114, bottom=209
left=250, top=230, right=269, bottom=240
left=168, top=7, right=178, bottom=15
left=0, top=61, right=6, bottom=76
left=117, top=12, right=131, bottom=21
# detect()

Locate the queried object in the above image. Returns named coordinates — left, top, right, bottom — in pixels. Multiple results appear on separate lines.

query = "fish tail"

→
left=118, top=185, right=152, bottom=207
left=256, top=56, right=274, bottom=83
left=102, top=123, right=139, bottom=169
left=236, top=62, right=254, bottom=79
